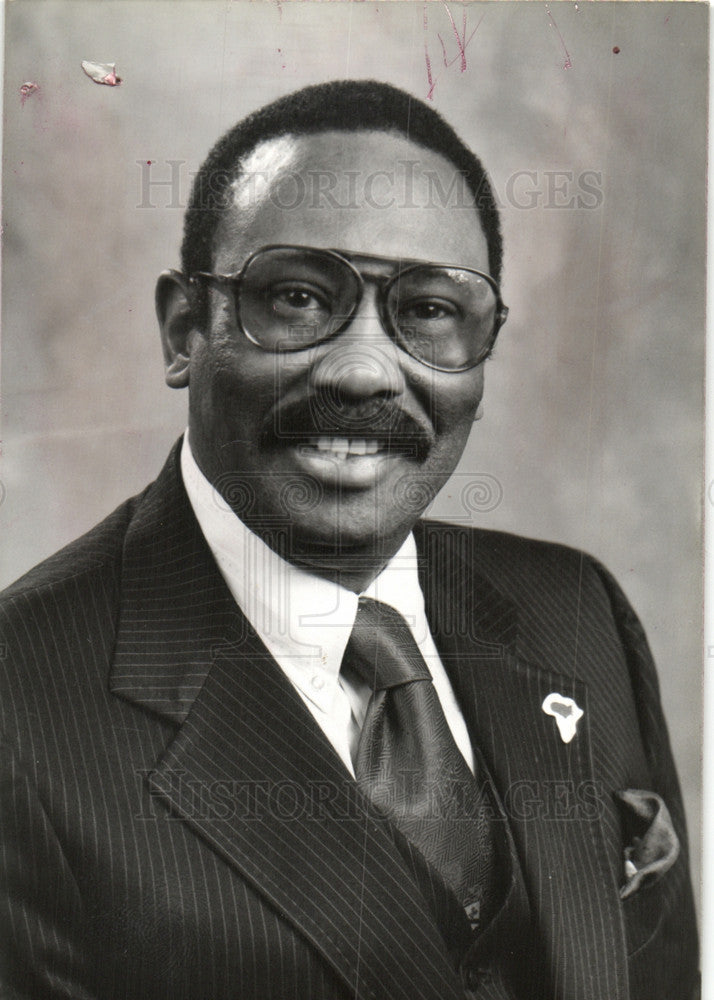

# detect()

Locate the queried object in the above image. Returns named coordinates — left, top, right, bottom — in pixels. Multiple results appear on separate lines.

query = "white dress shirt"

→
left=180, top=434, right=474, bottom=777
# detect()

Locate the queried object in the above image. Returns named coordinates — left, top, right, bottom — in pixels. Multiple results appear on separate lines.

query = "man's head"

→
left=180, top=80, right=503, bottom=325
left=157, top=80, right=505, bottom=584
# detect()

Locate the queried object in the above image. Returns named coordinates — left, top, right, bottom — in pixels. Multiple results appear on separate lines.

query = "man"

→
left=0, top=80, right=698, bottom=999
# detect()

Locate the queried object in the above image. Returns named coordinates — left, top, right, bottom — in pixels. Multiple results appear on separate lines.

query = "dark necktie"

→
left=342, top=596, right=502, bottom=946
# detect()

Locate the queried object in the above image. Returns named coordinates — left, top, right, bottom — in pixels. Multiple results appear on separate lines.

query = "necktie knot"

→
left=344, top=597, right=432, bottom=690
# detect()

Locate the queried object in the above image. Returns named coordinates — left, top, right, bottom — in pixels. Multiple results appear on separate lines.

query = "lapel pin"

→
left=542, top=692, right=584, bottom=744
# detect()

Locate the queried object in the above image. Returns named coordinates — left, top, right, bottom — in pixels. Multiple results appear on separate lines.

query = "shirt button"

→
left=311, top=675, right=325, bottom=690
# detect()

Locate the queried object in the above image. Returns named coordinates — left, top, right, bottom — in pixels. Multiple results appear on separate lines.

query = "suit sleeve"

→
left=0, top=739, right=96, bottom=1000
left=588, top=560, right=690, bottom=846
left=587, top=557, right=699, bottom=999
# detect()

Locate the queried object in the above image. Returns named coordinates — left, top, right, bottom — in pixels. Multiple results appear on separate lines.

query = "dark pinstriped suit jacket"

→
left=0, top=443, right=698, bottom=1000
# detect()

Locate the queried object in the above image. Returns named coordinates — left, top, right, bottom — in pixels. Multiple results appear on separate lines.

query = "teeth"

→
left=311, top=437, right=383, bottom=457
left=333, top=437, right=349, bottom=457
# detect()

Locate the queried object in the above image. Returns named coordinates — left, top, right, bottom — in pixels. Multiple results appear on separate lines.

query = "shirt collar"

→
left=180, top=432, right=428, bottom=711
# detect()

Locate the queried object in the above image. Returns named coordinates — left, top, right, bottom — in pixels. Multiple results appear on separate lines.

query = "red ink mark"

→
left=20, top=81, right=39, bottom=106
left=146, top=160, right=152, bottom=166
left=441, top=3, right=473, bottom=71
left=664, top=15, right=670, bottom=25
left=612, top=46, right=620, bottom=54
left=81, top=61, right=122, bottom=86
left=424, top=3, right=483, bottom=99
left=438, top=33, right=449, bottom=68
left=545, top=4, right=572, bottom=70
left=424, top=7, right=436, bottom=99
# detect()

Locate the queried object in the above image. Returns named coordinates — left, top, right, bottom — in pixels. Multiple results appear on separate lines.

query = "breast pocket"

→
left=615, top=788, right=683, bottom=958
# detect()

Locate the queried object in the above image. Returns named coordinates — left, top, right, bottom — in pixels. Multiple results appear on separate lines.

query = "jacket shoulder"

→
left=0, top=493, right=142, bottom=606
left=417, top=518, right=603, bottom=591
left=416, top=519, right=631, bottom=668
left=0, top=491, right=151, bottom=744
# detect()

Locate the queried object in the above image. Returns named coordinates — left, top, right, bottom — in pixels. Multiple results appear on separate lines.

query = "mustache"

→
left=261, top=395, right=433, bottom=459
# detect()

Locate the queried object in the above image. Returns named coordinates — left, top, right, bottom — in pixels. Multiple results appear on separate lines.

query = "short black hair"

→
left=181, top=79, right=502, bottom=324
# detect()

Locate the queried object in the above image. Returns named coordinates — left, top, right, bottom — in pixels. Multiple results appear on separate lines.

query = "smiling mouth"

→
left=264, top=397, right=433, bottom=463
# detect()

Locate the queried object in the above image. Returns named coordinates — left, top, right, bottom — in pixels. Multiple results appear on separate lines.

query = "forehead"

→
left=212, top=130, right=489, bottom=272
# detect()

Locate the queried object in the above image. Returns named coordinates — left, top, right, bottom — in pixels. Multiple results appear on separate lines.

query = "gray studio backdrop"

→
left=2, top=1, right=706, bottom=908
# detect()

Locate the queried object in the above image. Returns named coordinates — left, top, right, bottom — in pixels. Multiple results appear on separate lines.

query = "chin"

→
left=292, top=505, right=414, bottom=554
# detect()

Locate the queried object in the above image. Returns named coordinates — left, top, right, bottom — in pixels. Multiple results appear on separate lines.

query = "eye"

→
left=398, top=298, right=459, bottom=323
left=270, top=283, right=330, bottom=313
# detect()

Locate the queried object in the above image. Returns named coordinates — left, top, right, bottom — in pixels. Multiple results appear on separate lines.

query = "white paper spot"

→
left=81, top=61, right=122, bottom=87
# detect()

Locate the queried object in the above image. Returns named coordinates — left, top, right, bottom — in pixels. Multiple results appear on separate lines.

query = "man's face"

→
left=183, top=130, right=491, bottom=557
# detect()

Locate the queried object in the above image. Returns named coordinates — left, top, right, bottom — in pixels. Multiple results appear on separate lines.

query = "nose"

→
left=308, top=288, right=406, bottom=402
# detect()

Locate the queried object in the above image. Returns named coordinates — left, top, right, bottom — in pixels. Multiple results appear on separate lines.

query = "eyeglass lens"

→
left=237, top=247, right=498, bottom=370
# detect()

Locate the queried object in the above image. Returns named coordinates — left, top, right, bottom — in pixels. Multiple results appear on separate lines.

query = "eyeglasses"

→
left=190, top=244, right=508, bottom=373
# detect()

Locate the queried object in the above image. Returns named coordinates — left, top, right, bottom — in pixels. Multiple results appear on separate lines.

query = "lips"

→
left=292, top=435, right=399, bottom=489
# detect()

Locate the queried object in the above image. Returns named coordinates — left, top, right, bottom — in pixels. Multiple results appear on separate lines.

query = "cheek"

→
left=192, top=332, right=270, bottom=410
left=415, top=368, right=485, bottom=437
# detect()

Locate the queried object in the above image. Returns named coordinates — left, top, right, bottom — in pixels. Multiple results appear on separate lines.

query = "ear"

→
left=155, top=269, right=199, bottom=389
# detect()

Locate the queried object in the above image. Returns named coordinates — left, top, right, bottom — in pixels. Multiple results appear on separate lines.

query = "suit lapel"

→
left=109, top=446, right=464, bottom=1000
left=414, top=520, right=630, bottom=1000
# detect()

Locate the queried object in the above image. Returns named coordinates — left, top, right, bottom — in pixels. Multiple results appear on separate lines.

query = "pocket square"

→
left=615, top=788, right=680, bottom=900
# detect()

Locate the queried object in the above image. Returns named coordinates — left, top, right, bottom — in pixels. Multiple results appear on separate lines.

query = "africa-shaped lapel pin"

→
left=542, top=692, right=584, bottom=743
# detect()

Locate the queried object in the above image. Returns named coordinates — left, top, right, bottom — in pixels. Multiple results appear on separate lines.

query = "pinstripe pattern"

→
left=0, top=443, right=698, bottom=999
left=415, top=520, right=698, bottom=999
